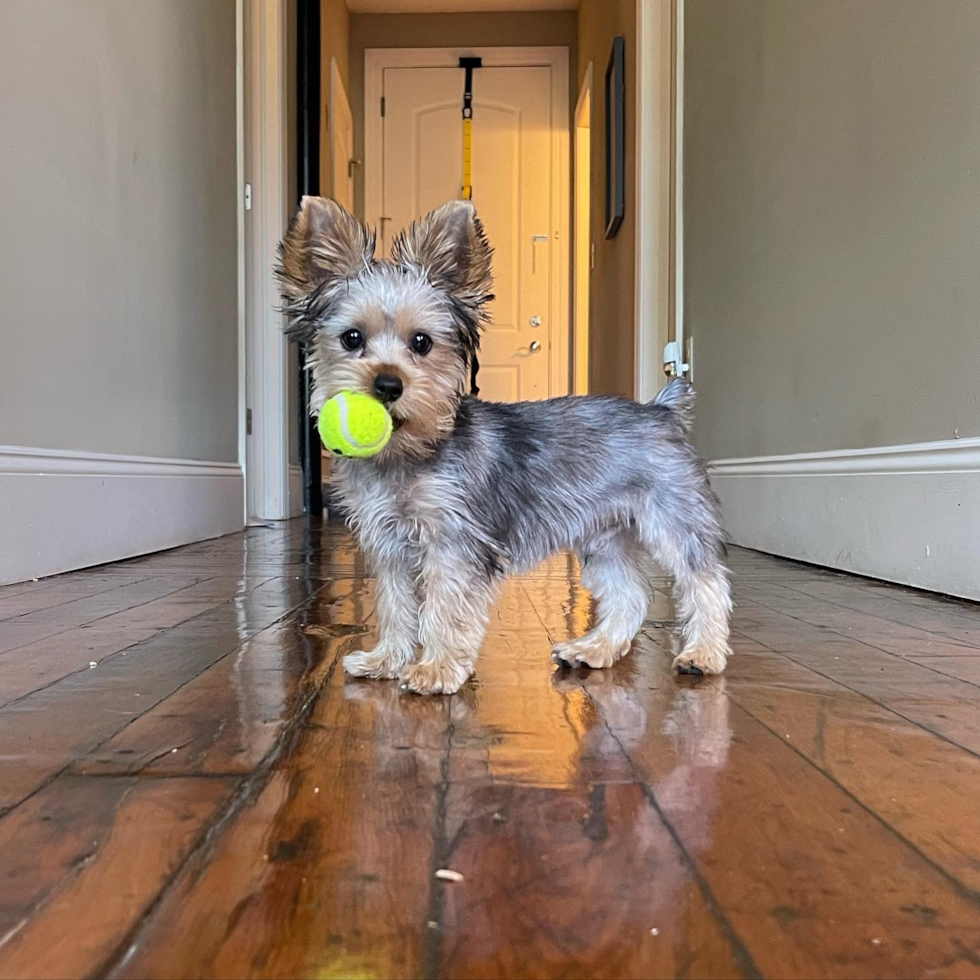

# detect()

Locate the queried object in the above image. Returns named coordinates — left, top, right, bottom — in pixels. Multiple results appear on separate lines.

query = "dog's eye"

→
left=340, top=329, right=365, bottom=352
left=410, top=332, right=433, bottom=356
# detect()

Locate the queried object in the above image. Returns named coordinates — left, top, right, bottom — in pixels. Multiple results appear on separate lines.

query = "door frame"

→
left=634, top=0, right=684, bottom=401
left=573, top=62, right=593, bottom=396
left=329, top=57, right=356, bottom=209
left=297, top=0, right=323, bottom=517
left=240, top=0, right=304, bottom=522
left=364, top=46, right=571, bottom=399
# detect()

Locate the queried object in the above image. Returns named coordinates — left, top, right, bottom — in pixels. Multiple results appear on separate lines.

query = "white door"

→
left=380, top=65, right=560, bottom=402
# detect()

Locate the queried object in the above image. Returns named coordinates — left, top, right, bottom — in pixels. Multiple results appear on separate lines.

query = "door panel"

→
left=382, top=66, right=555, bottom=401
left=475, top=365, right=520, bottom=403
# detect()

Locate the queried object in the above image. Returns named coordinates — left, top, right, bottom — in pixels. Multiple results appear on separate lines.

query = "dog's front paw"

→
left=399, top=658, right=473, bottom=695
left=672, top=643, right=729, bottom=676
left=551, top=634, right=630, bottom=670
left=343, top=648, right=410, bottom=679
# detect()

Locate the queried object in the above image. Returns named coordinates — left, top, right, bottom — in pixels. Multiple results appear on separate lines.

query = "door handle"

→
left=517, top=340, right=542, bottom=355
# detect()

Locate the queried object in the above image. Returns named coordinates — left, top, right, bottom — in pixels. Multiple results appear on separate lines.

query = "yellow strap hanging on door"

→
left=461, top=116, right=473, bottom=201
left=459, top=58, right=481, bottom=202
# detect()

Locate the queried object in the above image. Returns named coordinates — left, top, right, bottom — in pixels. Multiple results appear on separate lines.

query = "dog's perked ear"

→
left=276, top=197, right=375, bottom=341
left=390, top=200, right=494, bottom=311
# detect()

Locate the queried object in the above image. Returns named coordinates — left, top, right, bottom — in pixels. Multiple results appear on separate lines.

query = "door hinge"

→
left=663, top=341, right=690, bottom=379
left=246, top=408, right=253, bottom=436
left=244, top=183, right=252, bottom=211
left=380, top=96, right=385, bottom=117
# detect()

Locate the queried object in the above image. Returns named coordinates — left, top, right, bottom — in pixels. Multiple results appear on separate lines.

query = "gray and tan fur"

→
left=278, top=197, right=732, bottom=694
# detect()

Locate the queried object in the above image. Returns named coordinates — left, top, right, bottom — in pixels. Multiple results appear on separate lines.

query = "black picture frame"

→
left=604, top=35, right=626, bottom=239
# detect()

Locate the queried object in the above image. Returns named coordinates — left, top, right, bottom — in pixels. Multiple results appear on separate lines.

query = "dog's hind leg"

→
left=642, top=510, right=732, bottom=676
left=552, top=532, right=650, bottom=669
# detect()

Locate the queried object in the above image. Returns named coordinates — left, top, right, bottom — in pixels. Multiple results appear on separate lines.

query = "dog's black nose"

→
left=373, top=374, right=403, bottom=403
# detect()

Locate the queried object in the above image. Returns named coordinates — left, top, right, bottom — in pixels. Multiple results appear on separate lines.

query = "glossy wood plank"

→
left=909, top=655, right=980, bottom=686
left=2, top=576, right=206, bottom=628
left=780, top=579, right=980, bottom=648
left=75, top=622, right=368, bottom=778
left=0, top=527, right=977, bottom=979
left=0, top=775, right=132, bottom=938
left=436, top=782, right=746, bottom=979
left=0, top=576, right=201, bottom=655
left=0, top=628, right=159, bottom=706
left=0, top=576, right=149, bottom=621
left=0, top=581, right=327, bottom=812
left=114, top=659, right=440, bottom=979
left=573, top=658, right=980, bottom=978
left=735, top=580, right=980, bottom=660
left=0, top=775, right=231, bottom=980
left=446, top=584, right=638, bottom=788
left=727, top=642, right=980, bottom=893
left=732, top=598, right=980, bottom=756
left=69, top=578, right=374, bottom=780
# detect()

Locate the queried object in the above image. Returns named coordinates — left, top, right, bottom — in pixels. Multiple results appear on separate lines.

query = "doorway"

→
left=365, top=47, right=570, bottom=402
left=573, top=62, right=592, bottom=396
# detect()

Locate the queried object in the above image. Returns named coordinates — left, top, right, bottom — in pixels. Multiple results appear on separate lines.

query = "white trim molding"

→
left=709, top=438, right=980, bottom=600
left=634, top=0, right=675, bottom=403
left=236, top=0, right=248, bottom=522
left=242, top=0, right=302, bottom=522
left=0, top=446, right=244, bottom=586
left=670, top=0, right=686, bottom=382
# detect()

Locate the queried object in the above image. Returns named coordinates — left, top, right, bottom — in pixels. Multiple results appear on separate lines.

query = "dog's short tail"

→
left=651, top=377, right=695, bottom=436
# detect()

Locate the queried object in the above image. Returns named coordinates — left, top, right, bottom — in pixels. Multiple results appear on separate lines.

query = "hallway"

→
left=1, top=521, right=979, bottom=979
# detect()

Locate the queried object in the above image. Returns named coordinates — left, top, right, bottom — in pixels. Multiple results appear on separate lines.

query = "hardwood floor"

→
left=1, top=520, right=979, bottom=979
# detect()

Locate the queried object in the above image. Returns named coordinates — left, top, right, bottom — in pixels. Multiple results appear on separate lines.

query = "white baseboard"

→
left=1, top=445, right=245, bottom=586
left=709, top=437, right=980, bottom=601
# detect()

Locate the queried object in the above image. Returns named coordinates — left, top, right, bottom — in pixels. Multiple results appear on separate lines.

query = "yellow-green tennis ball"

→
left=318, top=391, right=393, bottom=458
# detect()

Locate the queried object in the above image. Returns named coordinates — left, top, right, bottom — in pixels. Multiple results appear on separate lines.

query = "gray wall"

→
left=0, top=0, right=239, bottom=463
left=685, top=0, right=980, bottom=461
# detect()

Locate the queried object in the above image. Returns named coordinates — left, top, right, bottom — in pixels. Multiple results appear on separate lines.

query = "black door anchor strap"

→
left=459, top=57, right=483, bottom=394
left=470, top=354, right=480, bottom=397
left=459, top=57, right=481, bottom=203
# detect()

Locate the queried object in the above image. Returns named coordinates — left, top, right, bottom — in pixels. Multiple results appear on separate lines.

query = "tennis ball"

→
left=318, top=391, right=393, bottom=458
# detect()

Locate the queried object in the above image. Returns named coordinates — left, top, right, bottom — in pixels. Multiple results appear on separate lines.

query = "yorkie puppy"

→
left=278, top=197, right=731, bottom=695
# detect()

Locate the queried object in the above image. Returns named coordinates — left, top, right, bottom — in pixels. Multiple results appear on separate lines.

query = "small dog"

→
left=278, top=197, right=732, bottom=695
